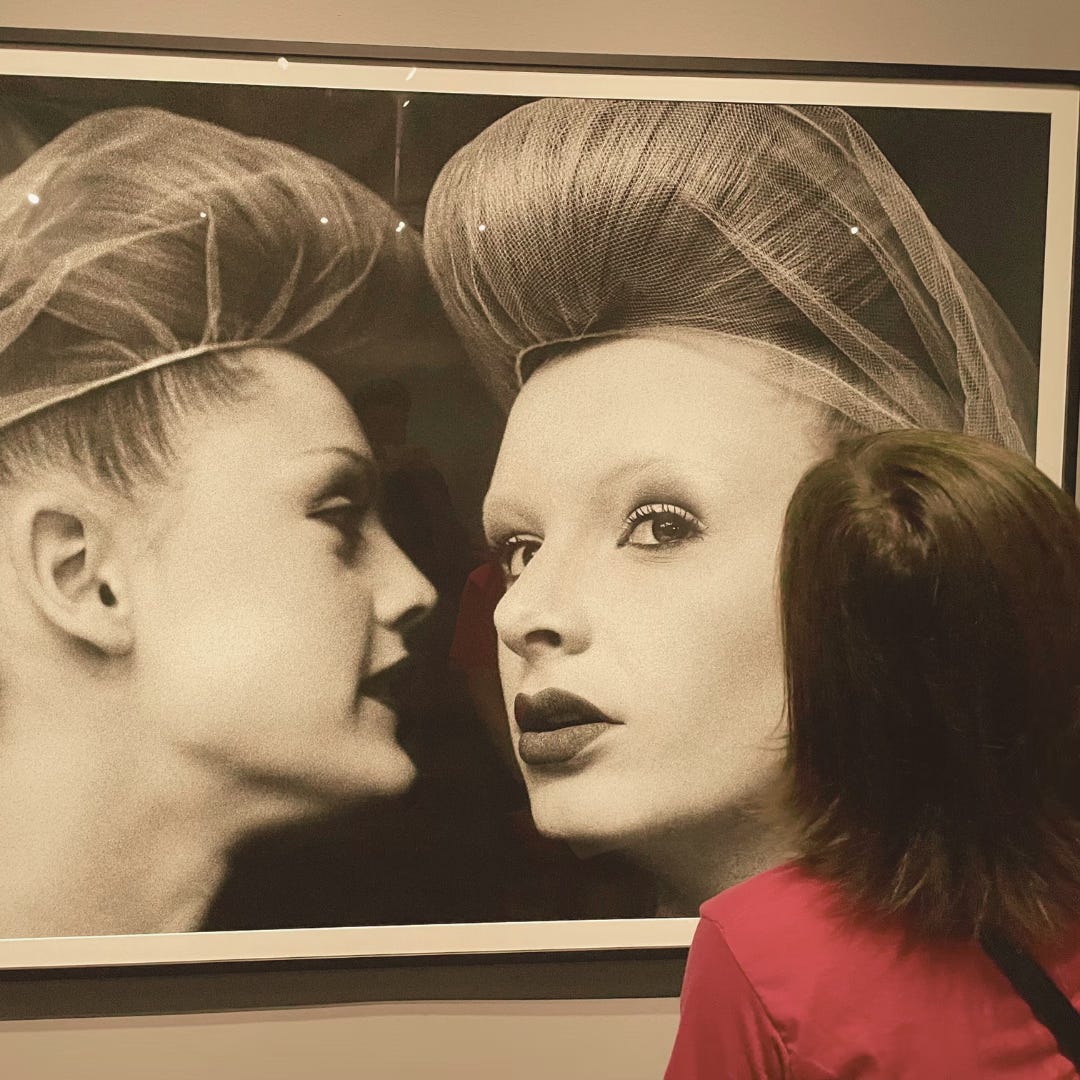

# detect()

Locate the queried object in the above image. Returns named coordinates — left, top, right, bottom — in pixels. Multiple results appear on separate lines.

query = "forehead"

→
left=183, top=348, right=367, bottom=469
left=489, top=333, right=822, bottom=493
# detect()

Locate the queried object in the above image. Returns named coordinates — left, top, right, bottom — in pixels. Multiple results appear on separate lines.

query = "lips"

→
left=357, top=655, right=413, bottom=712
left=514, top=689, right=618, bottom=766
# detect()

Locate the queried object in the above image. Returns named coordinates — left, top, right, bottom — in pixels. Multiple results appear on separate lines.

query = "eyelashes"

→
left=492, top=533, right=541, bottom=584
left=490, top=501, right=705, bottom=585
left=308, top=468, right=377, bottom=561
left=310, top=497, right=370, bottom=560
left=620, top=502, right=704, bottom=548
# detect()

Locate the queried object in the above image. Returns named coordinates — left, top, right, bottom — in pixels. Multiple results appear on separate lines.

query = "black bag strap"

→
left=979, top=926, right=1080, bottom=1073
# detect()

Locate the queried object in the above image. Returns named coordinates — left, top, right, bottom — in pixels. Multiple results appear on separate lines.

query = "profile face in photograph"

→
left=126, top=347, right=434, bottom=805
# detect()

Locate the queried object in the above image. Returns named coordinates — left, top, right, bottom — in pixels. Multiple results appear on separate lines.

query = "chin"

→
left=347, top=745, right=419, bottom=802
left=293, top=745, right=418, bottom=811
left=526, top=786, right=657, bottom=857
left=368, top=756, right=419, bottom=799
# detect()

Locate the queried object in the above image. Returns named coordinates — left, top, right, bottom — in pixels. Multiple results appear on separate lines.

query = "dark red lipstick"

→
left=514, top=689, right=618, bottom=766
left=357, top=655, right=413, bottom=712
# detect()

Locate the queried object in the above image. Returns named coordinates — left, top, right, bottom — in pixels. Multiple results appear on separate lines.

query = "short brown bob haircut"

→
left=780, top=429, right=1080, bottom=945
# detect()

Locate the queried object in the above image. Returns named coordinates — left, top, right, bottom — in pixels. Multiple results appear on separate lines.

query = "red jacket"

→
left=665, top=863, right=1080, bottom=1078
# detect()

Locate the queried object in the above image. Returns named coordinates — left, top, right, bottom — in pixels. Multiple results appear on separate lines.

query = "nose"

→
left=493, top=545, right=590, bottom=661
left=368, top=525, right=437, bottom=634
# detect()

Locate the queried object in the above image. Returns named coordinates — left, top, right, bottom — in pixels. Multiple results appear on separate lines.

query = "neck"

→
left=631, top=805, right=795, bottom=917
left=0, top=698, right=289, bottom=938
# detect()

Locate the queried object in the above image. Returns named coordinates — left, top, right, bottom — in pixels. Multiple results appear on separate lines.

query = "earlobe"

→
left=12, top=500, right=135, bottom=657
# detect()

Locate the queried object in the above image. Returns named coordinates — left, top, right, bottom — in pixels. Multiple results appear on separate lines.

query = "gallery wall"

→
left=0, top=3, right=1078, bottom=1078
left=2, top=0, right=1080, bottom=69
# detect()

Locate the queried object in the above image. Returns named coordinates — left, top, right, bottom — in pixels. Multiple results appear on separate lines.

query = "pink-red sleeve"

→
left=664, top=916, right=791, bottom=1080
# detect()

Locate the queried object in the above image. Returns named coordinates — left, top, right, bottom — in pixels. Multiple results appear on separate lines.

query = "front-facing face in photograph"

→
left=486, top=332, right=826, bottom=890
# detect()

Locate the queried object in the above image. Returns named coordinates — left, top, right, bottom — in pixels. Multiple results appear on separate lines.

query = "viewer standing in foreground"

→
left=665, top=430, right=1080, bottom=1078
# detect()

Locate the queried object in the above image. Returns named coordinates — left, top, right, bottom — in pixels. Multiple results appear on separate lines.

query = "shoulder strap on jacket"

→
left=979, top=926, right=1080, bottom=1073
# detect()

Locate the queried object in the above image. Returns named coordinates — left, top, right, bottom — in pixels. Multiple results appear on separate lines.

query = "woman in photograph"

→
left=0, top=106, right=438, bottom=938
left=423, top=99, right=1038, bottom=914
left=666, top=430, right=1080, bottom=1077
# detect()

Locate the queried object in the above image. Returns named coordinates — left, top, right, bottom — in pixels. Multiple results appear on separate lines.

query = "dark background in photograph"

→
left=0, top=75, right=1052, bottom=931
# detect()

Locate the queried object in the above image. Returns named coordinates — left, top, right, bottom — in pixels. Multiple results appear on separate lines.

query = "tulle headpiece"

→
left=425, top=99, right=1036, bottom=455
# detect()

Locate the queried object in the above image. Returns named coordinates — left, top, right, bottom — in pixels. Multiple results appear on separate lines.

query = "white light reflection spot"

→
left=277, top=57, right=289, bottom=69
left=199, top=211, right=208, bottom=219
left=320, top=216, right=329, bottom=225
left=395, top=221, right=407, bottom=233
left=406, top=67, right=417, bottom=81
left=27, top=192, right=40, bottom=205
left=403, top=99, right=411, bottom=108
left=850, top=226, right=859, bottom=235
left=478, top=224, right=487, bottom=233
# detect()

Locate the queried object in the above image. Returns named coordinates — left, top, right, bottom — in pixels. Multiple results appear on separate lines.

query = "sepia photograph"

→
left=0, top=45, right=1076, bottom=968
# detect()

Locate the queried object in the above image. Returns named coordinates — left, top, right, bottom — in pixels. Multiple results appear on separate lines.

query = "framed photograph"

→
left=0, top=32, right=1076, bottom=970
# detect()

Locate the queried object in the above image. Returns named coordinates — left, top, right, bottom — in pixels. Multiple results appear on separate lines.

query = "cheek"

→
left=137, top=521, right=375, bottom=696
left=497, top=643, right=524, bottom=705
left=615, top=562, right=785, bottom=809
left=622, top=542, right=784, bottom=725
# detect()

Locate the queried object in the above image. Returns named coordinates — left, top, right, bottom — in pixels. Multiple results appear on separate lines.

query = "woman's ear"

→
left=9, top=495, right=135, bottom=656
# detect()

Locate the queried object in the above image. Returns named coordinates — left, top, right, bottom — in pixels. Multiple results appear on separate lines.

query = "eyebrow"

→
left=301, top=446, right=372, bottom=467
left=482, top=493, right=533, bottom=539
left=300, top=446, right=380, bottom=492
left=482, top=455, right=717, bottom=535
left=593, top=456, right=705, bottom=488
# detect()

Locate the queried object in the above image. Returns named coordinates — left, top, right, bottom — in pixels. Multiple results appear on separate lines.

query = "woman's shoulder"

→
left=696, top=861, right=901, bottom=998
left=700, top=861, right=836, bottom=931
left=694, top=865, right=1080, bottom=1077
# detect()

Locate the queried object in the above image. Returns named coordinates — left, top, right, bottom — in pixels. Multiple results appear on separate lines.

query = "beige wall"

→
left=4, top=1000, right=681, bottom=1079
left=0, top=3, right=1077, bottom=1077
left=2, top=0, right=1080, bottom=69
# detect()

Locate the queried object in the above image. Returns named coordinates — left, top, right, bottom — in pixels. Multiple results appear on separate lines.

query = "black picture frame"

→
left=0, top=27, right=1077, bottom=976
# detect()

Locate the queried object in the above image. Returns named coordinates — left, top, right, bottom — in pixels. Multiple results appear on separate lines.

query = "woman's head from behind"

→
left=781, top=430, right=1080, bottom=943
left=0, top=107, right=437, bottom=815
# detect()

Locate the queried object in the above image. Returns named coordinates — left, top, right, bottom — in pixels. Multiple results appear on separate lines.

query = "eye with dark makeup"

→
left=619, top=502, right=705, bottom=548
left=490, top=497, right=704, bottom=587
left=308, top=462, right=378, bottom=561
left=492, top=533, right=542, bottom=585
